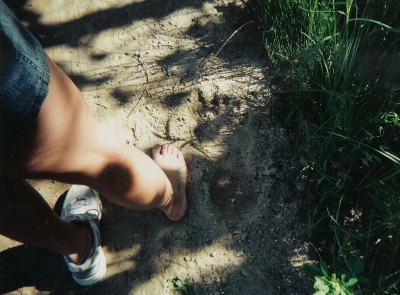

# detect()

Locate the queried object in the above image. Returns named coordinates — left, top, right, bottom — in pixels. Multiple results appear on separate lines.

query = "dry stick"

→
left=126, top=93, right=145, bottom=118
left=215, top=21, right=254, bottom=57
left=127, top=53, right=150, bottom=118
left=136, top=53, right=150, bottom=84
left=172, top=76, right=183, bottom=95
left=95, top=103, right=107, bottom=109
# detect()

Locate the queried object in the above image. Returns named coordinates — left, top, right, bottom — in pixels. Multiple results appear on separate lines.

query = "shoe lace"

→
left=64, top=197, right=100, bottom=218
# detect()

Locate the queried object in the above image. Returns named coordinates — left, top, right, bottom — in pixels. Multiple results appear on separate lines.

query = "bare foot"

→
left=152, top=144, right=187, bottom=221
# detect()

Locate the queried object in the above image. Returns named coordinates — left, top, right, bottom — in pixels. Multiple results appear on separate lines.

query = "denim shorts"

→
left=0, top=0, right=50, bottom=153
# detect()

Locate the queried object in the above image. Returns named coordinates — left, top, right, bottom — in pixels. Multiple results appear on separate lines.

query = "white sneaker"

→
left=61, top=185, right=107, bottom=286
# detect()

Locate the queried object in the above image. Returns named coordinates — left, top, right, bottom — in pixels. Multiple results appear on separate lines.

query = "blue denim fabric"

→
left=0, top=0, right=50, bottom=152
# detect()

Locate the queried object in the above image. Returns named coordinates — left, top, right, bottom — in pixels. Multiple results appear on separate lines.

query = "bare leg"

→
left=5, top=56, right=187, bottom=217
left=1, top=56, right=187, bottom=262
left=0, top=177, right=92, bottom=265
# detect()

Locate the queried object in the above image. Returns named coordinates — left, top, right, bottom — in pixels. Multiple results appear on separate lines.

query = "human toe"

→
left=152, top=144, right=162, bottom=157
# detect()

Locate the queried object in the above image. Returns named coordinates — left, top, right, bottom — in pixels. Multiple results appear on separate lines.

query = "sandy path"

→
left=0, top=0, right=314, bottom=294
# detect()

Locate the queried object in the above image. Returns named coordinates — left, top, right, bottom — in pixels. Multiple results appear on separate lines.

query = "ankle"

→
left=66, top=222, right=93, bottom=265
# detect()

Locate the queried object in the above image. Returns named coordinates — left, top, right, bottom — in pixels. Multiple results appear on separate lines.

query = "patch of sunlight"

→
left=130, top=236, right=245, bottom=293
left=0, top=236, right=21, bottom=252
left=197, top=143, right=229, bottom=159
left=102, top=244, right=141, bottom=280
left=28, top=179, right=70, bottom=208
left=164, top=8, right=199, bottom=29
left=290, top=253, right=314, bottom=268
left=35, top=0, right=144, bottom=25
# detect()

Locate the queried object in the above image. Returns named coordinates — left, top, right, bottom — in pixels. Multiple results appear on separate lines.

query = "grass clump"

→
left=167, top=276, right=194, bottom=295
left=255, top=0, right=400, bottom=293
left=311, top=261, right=359, bottom=295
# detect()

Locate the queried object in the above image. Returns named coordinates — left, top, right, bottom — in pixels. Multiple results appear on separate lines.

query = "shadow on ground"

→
left=0, top=0, right=314, bottom=294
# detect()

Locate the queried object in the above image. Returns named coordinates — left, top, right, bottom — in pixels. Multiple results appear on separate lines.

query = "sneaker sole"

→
left=72, top=247, right=107, bottom=286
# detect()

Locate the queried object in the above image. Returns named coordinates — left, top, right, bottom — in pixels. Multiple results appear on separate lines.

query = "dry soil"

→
left=0, top=0, right=314, bottom=294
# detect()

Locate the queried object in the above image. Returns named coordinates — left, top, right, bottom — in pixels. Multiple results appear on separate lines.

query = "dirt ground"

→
left=0, top=0, right=315, bottom=294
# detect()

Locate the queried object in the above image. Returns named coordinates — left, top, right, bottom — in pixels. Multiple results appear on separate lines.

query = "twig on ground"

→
left=126, top=92, right=146, bottom=118
left=136, top=53, right=150, bottom=84
left=215, top=21, right=254, bottom=57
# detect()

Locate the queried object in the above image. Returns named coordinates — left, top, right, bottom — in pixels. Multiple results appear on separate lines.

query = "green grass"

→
left=254, top=0, right=400, bottom=293
left=167, top=276, right=194, bottom=295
